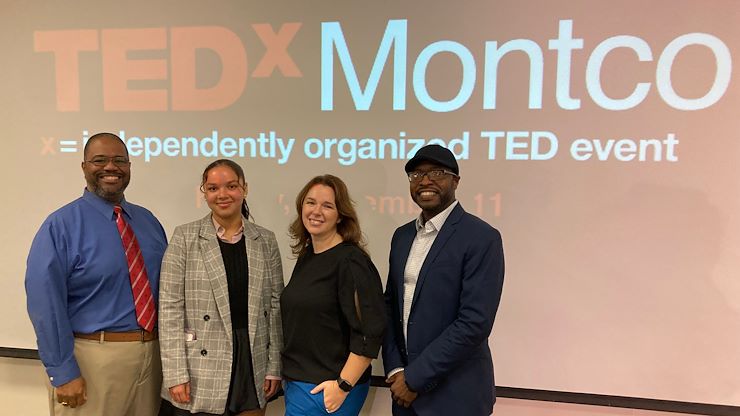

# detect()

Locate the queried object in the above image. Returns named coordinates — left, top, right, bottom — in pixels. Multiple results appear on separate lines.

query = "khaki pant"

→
left=48, top=338, right=162, bottom=416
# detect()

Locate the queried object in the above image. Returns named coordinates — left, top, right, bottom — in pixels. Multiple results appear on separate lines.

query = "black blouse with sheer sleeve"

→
left=280, top=242, right=386, bottom=385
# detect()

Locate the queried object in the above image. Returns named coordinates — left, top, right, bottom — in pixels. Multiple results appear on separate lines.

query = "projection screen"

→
left=1, top=0, right=738, bottom=407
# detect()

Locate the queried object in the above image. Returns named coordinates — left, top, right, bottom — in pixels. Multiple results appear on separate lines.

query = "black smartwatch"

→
left=336, top=377, right=354, bottom=392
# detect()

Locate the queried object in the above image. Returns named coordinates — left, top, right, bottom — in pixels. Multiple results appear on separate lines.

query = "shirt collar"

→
left=415, top=200, right=458, bottom=232
left=82, top=188, right=129, bottom=219
left=212, top=215, right=245, bottom=244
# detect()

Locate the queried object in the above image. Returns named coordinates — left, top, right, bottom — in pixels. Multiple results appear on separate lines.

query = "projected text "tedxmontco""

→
left=34, top=19, right=731, bottom=113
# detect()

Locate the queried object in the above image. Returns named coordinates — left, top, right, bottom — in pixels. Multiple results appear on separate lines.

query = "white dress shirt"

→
left=388, top=200, right=458, bottom=378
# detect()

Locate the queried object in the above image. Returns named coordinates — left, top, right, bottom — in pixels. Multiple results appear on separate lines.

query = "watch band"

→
left=336, top=377, right=354, bottom=392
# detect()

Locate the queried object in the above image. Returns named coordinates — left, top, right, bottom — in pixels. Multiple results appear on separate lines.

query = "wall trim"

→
left=0, top=347, right=38, bottom=360
left=369, top=375, right=738, bottom=416
left=2, top=349, right=736, bottom=416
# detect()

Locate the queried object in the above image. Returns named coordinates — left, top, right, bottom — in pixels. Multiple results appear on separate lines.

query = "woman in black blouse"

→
left=281, top=174, right=385, bottom=415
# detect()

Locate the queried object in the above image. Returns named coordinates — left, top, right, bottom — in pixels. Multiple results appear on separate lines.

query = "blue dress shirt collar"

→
left=82, top=188, right=130, bottom=219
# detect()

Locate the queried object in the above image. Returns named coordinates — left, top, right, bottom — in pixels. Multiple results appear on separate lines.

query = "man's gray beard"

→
left=91, top=183, right=126, bottom=203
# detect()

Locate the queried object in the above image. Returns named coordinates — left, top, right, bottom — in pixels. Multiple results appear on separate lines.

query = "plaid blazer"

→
left=159, top=214, right=284, bottom=413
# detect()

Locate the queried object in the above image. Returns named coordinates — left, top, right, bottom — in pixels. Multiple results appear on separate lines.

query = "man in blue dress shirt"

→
left=25, top=132, right=167, bottom=416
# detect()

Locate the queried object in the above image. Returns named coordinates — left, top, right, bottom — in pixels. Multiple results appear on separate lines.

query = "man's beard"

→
left=88, top=177, right=129, bottom=203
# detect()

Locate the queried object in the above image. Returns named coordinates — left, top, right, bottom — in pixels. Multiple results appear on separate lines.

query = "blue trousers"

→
left=284, top=380, right=369, bottom=416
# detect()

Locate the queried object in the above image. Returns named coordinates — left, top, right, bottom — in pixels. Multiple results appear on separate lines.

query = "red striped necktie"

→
left=114, top=205, right=156, bottom=332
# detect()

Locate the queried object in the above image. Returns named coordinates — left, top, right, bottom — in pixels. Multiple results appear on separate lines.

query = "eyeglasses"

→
left=407, top=169, right=459, bottom=183
left=85, top=156, right=130, bottom=167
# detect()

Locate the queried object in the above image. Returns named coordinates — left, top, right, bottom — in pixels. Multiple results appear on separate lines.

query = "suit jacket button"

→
left=204, top=315, right=210, bottom=321
left=200, top=349, right=208, bottom=356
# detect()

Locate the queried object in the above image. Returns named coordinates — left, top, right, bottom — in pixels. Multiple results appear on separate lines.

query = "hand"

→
left=387, top=371, right=417, bottom=408
left=310, top=380, right=348, bottom=413
left=55, top=376, right=87, bottom=408
left=264, top=379, right=280, bottom=399
left=169, top=382, right=191, bottom=404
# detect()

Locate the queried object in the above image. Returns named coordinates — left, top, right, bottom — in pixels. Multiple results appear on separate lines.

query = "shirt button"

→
left=49, top=377, right=54, bottom=382
left=200, top=349, right=208, bottom=356
left=203, top=315, right=210, bottom=321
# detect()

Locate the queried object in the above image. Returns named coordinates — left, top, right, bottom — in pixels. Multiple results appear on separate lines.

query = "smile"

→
left=98, top=175, right=121, bottom=183
left=417, top=190, right=439, bottom=198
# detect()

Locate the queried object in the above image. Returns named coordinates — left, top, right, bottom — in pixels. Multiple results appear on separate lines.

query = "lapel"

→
left=243, top=219, right=263, bottom=352
left=198, top=214, right=233, bottom=343
left=410, top=203, right=464, bottom=308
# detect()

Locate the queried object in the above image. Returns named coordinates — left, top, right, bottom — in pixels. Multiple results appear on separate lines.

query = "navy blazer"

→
left=383, top=203, right=504, bottom=416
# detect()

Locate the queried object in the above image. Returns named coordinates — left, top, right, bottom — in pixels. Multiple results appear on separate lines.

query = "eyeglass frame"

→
left=407, top=169, right=459, bottom=183
left=84, top=156, right=131, bottom=167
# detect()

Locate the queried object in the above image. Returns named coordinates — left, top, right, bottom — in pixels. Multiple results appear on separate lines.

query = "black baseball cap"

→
left=404, top=144, right=459, bottom=175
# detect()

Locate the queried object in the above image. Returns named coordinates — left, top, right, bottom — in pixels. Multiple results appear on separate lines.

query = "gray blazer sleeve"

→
left=264, top=231, right=284, bottom=378
left=159, top=225, right=190, bottom=388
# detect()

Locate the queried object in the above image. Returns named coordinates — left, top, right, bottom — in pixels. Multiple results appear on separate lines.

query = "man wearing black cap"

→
left=383, top=144, right=505, bottom=415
